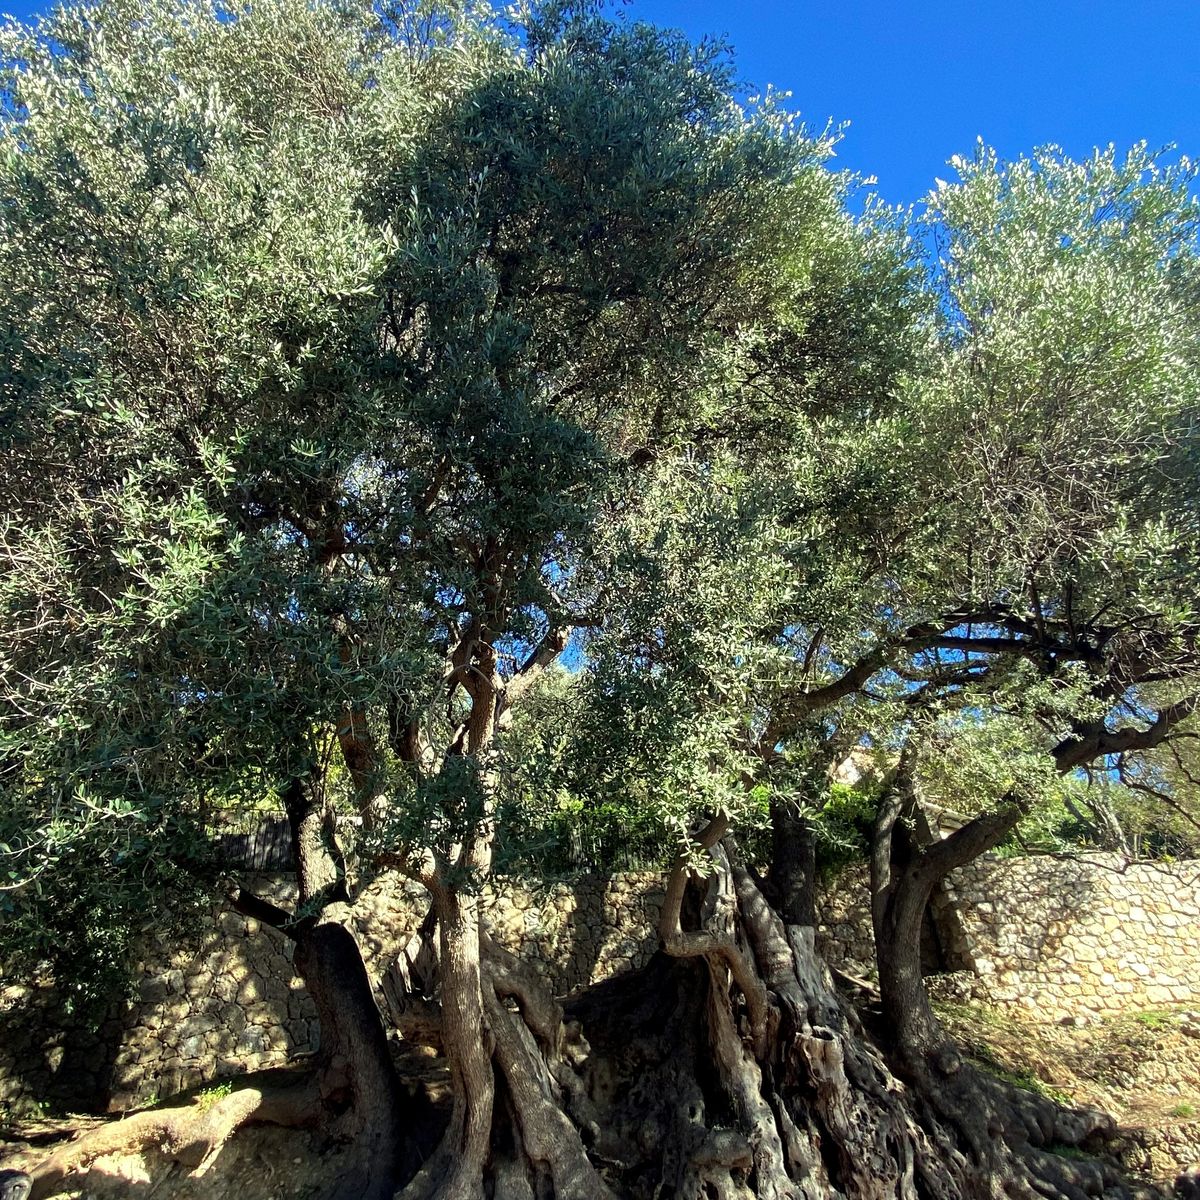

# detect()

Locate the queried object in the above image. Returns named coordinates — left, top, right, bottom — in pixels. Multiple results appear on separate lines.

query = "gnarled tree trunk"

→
left=6, top=787, right=1131, bottom=1200
left=391, top=888, right=616, bottom=1200
left=868, top=770, right=1124, bottom=1200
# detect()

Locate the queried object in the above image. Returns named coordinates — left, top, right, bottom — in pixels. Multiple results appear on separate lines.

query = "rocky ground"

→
left=0, top=1047, right=451, bottom=1200
left=0, top=1118, right=355, bottom=1199
left=933, top=1000, right=1200, bottom=1186
left=2, top=1003, right=1197, bottom=1198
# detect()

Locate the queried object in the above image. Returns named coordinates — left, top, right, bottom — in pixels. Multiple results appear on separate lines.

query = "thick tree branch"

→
left=925, top=635, right=1039, bottom=655
left=386, top=693, right=430, bottom=770
left=914, top=792, right=1027, bottom=883
left=481, top=930, right=562, bottom=1052
left=1052, top=693, right=1200, bottom=772
left=868, top=756, right=914, bottom=935
left=227, top=886, right=298, bottom=940
left=659, top=809, right=730, bottom=945
left=763, top=612, right=1003, bottom=748
left=498, top=625, right=570, bottom=722
left=913, top=693, right=1200, bottom=886
left=658, top=813, right=769, bottom=1052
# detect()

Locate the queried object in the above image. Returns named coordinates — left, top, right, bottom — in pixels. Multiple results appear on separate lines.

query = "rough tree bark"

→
left=388, top=619, right=616, bottom=1200
left=14, top=699, right=1192, bottom=1198
left=271, top=773, right=406, bottom=1200
left=868, top=781, right=1125, bottom=1200
left=384, top=884, right=617, bottom=1200
left=416, top=806, right=968, bottom=1200
left=450, top=780, right=1130, bottom=1200
left=871, top=700, right=1200, bottom=1082
left=229, top=879, right=409, bottom=1179
left=769, top=794, right=818, bottom=928
left=863, top=704, right=1200, bottom=1200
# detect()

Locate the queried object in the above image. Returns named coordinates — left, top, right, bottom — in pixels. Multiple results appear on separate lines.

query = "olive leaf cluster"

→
left=0, top=0, right=851, bottom=986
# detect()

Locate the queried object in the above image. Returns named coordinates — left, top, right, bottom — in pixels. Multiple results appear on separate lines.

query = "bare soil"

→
left=934, top=1000, right=1200, bottom=1184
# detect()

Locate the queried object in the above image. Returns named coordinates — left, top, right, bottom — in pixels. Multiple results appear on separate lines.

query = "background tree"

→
left=548, top=142, right=1200, bottom=1200
left=1107, top=717, right=1200, bottom=855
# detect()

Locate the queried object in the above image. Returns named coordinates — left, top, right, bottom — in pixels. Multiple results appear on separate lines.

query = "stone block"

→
left=180, top=1035, right=207, bottom=1059
left=211, top=974, right=239, bottom=1004
left=237, top=975, right=265, bottom=1005
left=220, top=1004, right=247, bottom=1036
left=178, top=1014, right=219, bottom=1040
left=218, top=911, right=247, bottom=937
left=237, top=1025, right=271, bottom=1056
left=138, top=977, right=171, bottom=1004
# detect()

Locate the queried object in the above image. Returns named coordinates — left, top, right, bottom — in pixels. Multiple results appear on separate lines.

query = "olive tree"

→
left=6, top=0, right=1200, bottom=1194
left=0, top=0, right=858, bottom=1195
left=551, top=143, right=1200, bottom=1200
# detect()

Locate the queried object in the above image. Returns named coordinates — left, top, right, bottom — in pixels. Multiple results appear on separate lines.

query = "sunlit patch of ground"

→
left=935, top=1001, right=1200, bottom=1183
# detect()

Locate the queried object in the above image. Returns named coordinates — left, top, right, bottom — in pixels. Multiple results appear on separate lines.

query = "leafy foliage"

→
left=2, top=0, right=1199, bottom=1009
left=0, top=0, right=856, bottom=986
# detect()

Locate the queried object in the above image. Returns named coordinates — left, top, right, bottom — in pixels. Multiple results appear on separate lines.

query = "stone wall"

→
left=813, top=866, right=875, bottom=975
left=946, top=855, right=1200, bottom=1018
left=2, top=855, right=1198, bottom=1114
left=817, top=854, right=1200, bottom=1019
left=0, top=872, right=666, bottom=1115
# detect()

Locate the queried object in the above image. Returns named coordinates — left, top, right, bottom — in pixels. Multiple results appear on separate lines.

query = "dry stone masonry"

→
left=817, top=853, right=1200, bottom=1018
left=946, top=855, right=1200, bottom=1017
left=0, top=872, right=668, bottom=1114
left=1, top=855, right=1197, bottom=1113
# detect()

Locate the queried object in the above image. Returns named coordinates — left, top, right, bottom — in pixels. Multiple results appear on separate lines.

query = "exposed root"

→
left=700, top=959, right=797, bottom=1200
left=485, top=988, right=615, bottom=1200
left=482, top=931, right=564, bottom=1053
left=1023, top=1149, right=1118, bottom=1200
left=24, top=837, right=1141, bottom=1200
left=659, top=814, right=770, bottom=1054
left=0, top=1170, right=31, bottom=1200
left=392, top=909, right=613, bottom=1200
left=10, top=1073, right=322, bottom=1200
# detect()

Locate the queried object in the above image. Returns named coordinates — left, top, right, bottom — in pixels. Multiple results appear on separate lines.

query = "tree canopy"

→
left=2, top=2, right=1199, bottom=1197
left=0, top=0, right=842, bottom=973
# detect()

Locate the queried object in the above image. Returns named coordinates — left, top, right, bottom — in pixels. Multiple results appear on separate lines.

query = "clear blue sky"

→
left=629, top=0, right=1200, bottom=207
left=3, top=0, right=1197, bottom=208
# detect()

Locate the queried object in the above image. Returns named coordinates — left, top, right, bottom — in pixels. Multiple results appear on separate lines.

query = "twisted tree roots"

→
left=4, top=846, right=1131, bottom=1200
